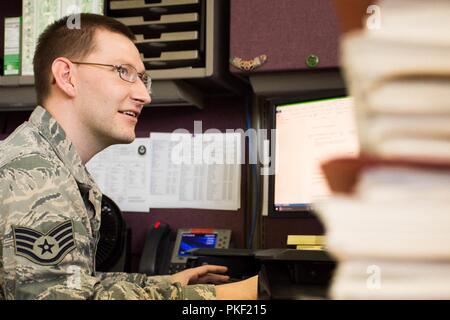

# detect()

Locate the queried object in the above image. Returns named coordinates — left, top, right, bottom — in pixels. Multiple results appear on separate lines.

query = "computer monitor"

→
left=268, top=92, right=359, bottom=216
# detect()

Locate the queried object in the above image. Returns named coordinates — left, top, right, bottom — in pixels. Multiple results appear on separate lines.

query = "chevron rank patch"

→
left=12, top=220, right=76, bottom=266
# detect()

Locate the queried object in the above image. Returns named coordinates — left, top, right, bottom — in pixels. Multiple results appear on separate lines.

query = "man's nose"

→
left=132, top=78, right=152, bottom=105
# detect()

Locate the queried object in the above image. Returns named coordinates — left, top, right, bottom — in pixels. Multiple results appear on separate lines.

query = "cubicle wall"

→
left=0, top=99, right=326, bottom=272
left=0, top=0, right=337, bottom=272
left=129, top=97, right=249, bottom=270
left=0, top=97, right=250, bottom=271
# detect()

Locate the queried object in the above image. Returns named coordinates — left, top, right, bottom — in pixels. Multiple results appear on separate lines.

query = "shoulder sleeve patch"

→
left=12, top=220, right=76, bottom=266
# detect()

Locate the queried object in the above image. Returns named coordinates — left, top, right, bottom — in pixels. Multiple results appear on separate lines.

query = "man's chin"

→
left=108, top=132, right=136, bottom=145
left=118, top=135, right=136, bottom=144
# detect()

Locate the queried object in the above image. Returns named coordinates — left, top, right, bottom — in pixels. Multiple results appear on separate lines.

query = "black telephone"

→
left=138, top=222, right=232, bottom=276
left=138, top=222, right=172, bottom=276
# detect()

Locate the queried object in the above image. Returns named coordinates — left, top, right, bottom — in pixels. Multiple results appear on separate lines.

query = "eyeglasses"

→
left=70, top=61, right=152, bottom=94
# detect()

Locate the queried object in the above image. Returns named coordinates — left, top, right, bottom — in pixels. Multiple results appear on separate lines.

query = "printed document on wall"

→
left=86, top=138, right=151, bottom=212
left=148, top=132, right=242, bottom=210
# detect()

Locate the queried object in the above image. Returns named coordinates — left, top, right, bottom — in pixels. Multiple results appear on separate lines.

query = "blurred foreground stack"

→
left=315, top=0, right=450, bottom=299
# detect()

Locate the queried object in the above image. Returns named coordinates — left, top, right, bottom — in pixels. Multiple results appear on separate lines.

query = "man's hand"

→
left=215, top=275, right=258, bottom=300
left=169, top=265, right=230, bottom=286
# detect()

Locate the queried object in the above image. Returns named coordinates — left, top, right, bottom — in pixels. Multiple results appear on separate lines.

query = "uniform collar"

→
left=29, top=106, right=102, bottom=209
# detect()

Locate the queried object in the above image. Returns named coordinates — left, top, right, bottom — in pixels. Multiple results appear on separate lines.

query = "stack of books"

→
left=314, top=0, right=450, bottom=299
left=342, top=0, right=450, bottom=162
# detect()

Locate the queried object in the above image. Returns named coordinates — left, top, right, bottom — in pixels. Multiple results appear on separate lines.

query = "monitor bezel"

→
left=267, top=89, right=349, bottom=218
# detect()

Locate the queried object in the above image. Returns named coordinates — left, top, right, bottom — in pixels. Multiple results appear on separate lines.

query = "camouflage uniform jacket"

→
left=0, top=106, right=216, bottom=300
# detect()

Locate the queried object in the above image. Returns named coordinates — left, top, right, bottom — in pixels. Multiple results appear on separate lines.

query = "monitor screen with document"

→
left=269, top=93, right=360, bottom=216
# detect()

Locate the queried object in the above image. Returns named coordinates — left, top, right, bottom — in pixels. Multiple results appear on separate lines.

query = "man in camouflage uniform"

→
left=0, top=14, right=258, bottom=300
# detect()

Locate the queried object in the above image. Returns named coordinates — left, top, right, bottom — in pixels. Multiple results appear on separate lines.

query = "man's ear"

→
left=51, top=57, right=76, bottom=98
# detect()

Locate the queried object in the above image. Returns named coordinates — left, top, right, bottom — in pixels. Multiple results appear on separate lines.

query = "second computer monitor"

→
left=270, top=95, right=360, bottom=215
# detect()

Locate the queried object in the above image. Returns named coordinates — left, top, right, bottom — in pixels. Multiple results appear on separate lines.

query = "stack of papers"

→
left=315, top=0, right=450, bottom=299
left=316, top=167, right=450, bottom=299
left=341, top=0, right=450, bottom=162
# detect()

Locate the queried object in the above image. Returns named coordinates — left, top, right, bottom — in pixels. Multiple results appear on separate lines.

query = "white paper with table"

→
left=148, top=132, right=242, bottom=210
left=86, top=138, right=151, bottom=212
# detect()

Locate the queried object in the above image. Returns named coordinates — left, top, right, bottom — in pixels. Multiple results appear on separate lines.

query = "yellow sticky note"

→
left=287, top=235, right=325, bottom=246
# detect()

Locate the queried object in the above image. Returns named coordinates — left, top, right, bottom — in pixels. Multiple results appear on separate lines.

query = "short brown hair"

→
left=33, top=13, right=136, bottom=105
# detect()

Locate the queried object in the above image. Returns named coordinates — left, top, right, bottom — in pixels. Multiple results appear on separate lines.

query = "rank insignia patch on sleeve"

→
left=12, top=220, right=76, bottom=266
